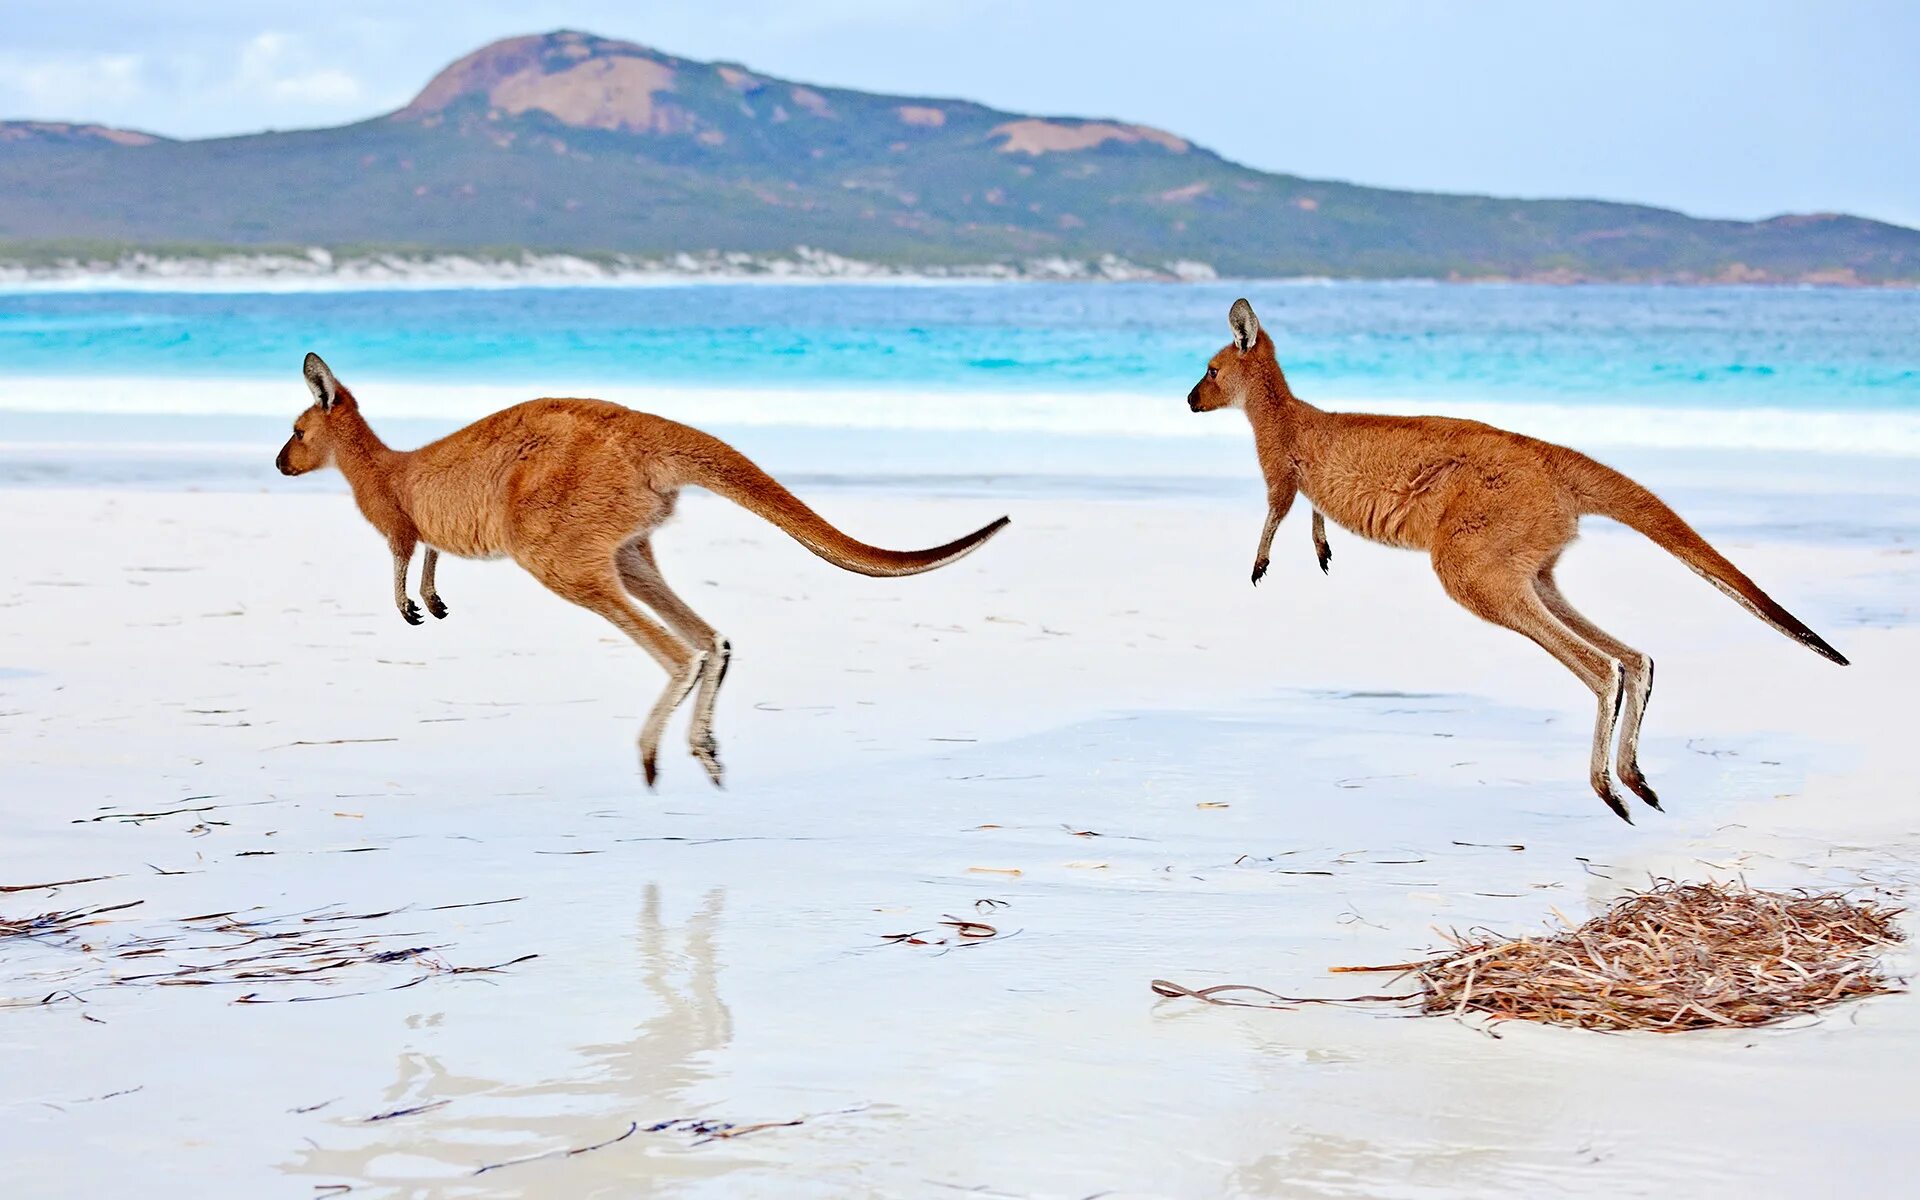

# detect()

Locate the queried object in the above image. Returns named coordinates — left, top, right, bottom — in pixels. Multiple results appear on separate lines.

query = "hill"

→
left=2, top=30, right=1915, bottom=283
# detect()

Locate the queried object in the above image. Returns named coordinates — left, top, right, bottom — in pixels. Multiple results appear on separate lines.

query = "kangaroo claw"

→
left=426, top=596, right=448, bottom=619
left=694, top=748, right=724, bottom=788
left=1622, top=772, right=1662, bottom=811
left=400, top=600, right=423, bottom=626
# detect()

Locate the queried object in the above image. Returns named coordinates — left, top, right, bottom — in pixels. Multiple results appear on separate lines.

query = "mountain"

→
left=2, top=29, right=1915, bottom=283
left=0, top=120, right=168, bottom=147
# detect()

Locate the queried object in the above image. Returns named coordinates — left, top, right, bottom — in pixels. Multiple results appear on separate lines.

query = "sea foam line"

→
left=1, top=377, right=1916, bottom=457
left=0, top=247, right=1219, bottom=293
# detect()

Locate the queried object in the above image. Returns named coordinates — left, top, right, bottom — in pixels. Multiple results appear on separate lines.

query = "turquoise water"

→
left=2, top=282, right=1916, bottom=410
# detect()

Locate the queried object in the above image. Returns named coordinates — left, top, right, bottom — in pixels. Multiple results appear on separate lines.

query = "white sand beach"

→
left=1, top=461, right=1915, bottom=1197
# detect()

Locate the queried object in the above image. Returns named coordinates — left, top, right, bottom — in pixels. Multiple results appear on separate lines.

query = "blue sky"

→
left=4, top=0, right=1914, bottom=228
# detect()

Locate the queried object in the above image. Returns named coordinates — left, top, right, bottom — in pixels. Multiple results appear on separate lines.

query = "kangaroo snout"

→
left=1187, top=386, right=1203, bottom=412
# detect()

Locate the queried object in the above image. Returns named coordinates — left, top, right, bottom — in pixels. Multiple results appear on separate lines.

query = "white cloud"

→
left=0, top=32, right=366, bottom=131
left=0, top=52, right=146, bottom=117
left=236, top=32, right=364, bottom=106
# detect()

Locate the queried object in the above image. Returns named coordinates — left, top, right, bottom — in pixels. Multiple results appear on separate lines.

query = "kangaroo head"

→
left=276, top=352, right=354, bottom=476
left=1187, top=298, right=1272, bottom=413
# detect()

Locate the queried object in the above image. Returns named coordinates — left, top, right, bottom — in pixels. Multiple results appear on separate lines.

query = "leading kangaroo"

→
left=276, top=354, right=1008, bottom=787
left=1188, top=299, right=1846, bottom=822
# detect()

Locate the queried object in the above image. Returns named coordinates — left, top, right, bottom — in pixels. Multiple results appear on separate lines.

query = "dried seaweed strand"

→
left=474, top=1120, right=640, bottom=1175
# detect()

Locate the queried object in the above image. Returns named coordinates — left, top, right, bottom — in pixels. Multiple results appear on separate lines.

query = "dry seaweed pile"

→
left=1153, top=880, right=1906, bottom=1034
left=1368, top=879, right=1906, bottom=1032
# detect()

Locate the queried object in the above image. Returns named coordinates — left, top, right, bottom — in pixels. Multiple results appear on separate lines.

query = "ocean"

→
left=0, top=281, right=1915, bottom=497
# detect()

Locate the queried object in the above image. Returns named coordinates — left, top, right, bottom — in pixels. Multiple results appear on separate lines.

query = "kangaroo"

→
left=1187, top=299, right=1847, bottom=822
left=276, top=353, right=1008, bottom=787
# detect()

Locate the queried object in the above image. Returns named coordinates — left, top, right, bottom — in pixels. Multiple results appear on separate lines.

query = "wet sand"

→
left=1, top=479, right=1915, bottom=1197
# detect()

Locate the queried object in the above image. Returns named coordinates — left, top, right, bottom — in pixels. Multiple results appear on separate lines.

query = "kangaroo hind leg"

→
left=618, top=539, right=731, bottom=787
left=1536, top=568, right=1659, bottom=810
left=523, top=554, right=704, bottom=789
left=1438, top=556, right=1631, bottom=822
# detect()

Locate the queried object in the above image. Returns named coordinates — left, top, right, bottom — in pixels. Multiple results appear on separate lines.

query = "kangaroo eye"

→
left=1206, top=366, right=1218, bottom=379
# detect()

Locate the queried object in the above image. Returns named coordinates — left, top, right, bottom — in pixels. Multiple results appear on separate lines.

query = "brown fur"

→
left=278, top=353, right=1008, bottom=787
left=1188, top=300, right=1847, bottom=822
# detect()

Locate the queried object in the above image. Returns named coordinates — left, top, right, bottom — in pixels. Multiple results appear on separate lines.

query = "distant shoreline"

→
left=1, top=247, right=1910, bottom=290
left=0, top=247, right=1217, bottom=289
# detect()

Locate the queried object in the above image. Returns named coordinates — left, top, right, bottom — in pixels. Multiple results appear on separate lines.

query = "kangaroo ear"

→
left=303, top=352, right=339, bottom=410
left=1228, top=298, right=1260, bottom=352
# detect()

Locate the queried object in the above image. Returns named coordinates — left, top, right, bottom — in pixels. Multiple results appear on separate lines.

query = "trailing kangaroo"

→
left=276, top=353, right=1009, bottom=787
left=1187, top=299, right=1846, bottom=822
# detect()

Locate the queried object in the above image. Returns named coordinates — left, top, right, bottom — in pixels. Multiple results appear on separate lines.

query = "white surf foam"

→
left=1, top=376, right=1915, bottom=457
left=0, top=248, right=1217, bottom=293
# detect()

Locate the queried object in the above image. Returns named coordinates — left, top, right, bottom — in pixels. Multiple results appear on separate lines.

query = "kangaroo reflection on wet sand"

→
left=284, top=886, right=733, bottom=1190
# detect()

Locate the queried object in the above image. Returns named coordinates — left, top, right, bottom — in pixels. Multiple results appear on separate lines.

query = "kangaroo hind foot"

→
left=1535, top=568, right=1661, bottom=812
left=1439, top=551, right=1633, bottom=822
left=639, top=651, right=707, bottom=789
left=616, top=539, right=732, bottom=790
left=686, top=639, right=732, bottom=787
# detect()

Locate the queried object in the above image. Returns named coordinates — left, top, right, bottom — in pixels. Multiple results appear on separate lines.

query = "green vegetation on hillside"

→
left=2, top=31, right=1914, bottom=283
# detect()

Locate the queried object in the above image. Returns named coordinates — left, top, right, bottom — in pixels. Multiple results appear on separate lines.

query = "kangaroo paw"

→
left=1596, top=784, right=1634, bottom=824
left=426, top=596, right=449, bottom=620
left=400, top=600, right=423, bottom=626
left=641, top=746, right=659, bottom=790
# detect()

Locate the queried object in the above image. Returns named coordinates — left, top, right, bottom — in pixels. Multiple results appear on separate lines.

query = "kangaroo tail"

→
left=665, top=429, right=1009, bottom=578
left=1560, top=453, right=1847, bottom=665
